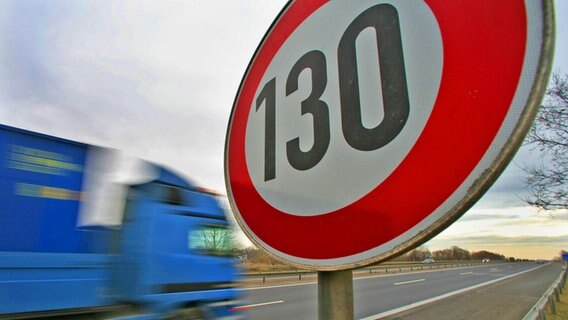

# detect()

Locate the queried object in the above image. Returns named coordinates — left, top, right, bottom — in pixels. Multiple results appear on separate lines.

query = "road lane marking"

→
left=243, top=263, right=512, bottom=291
left=244, top=282, right=317, bottom=290
left=460, top=272, right=474, bottom=275
left=234, top=300, right=285, bottom=310
left=359, top=264, right=547, bottom=320
left=394, top=279, right=425, bottom=286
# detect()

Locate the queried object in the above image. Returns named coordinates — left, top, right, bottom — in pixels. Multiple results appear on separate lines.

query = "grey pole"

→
left=318, top=270, right=354, bottom=320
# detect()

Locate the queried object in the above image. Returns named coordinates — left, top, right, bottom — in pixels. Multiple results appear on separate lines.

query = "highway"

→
left=240, top=262, right=561, bottom=320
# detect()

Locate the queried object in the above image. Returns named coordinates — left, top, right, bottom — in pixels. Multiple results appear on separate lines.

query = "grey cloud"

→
left=429, top=234, right=568, bottom=247
left=459, top=214, right=522, bottom=222
left=494, top=213, right=568, bottom=227
left=471, top=147, right=547, bottom=211
left=2, top=0, right=566, bottom=196
left=0, top=0, right=287, bottom=191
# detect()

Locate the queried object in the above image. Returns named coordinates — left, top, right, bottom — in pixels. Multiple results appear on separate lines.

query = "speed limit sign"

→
left=225, top=0, right=554, bottom=270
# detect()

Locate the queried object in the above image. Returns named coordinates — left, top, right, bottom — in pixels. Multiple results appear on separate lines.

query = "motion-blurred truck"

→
left=0, top=124, right=244, bottom=319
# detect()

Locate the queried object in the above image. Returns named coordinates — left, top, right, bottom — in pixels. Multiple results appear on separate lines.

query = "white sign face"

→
left=225, top=0, right=554, bottom=270
left=245, top=1, right=443, bottom=215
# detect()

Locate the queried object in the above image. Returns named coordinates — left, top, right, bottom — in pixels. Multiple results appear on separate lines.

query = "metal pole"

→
left=318, top=270, right=354, bottom=320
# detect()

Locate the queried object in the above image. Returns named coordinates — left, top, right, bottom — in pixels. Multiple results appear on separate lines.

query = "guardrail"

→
left=240, top=260, right=486, bottom=284
left=522, top=264, right=567, bottom=320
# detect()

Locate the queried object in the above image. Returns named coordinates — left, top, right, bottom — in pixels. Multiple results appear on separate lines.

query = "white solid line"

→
left=394, top=279, right=425, bottom=286
left=239, top=300, right=285, bottom=309
left=244, top=281, right=317, bottom=290
left=359, top=264, right=547, bottom=320
left=460, top=272, right=474, bottom=275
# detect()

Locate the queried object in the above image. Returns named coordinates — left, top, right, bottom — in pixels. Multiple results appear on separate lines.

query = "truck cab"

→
left=113, top=167, right=244, bottom=319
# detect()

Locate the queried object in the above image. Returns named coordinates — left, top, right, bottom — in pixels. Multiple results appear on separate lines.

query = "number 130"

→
left=256, top=4, right=410, bottom=181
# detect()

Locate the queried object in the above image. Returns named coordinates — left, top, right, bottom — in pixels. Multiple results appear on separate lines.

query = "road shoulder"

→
left=381, top=262, right=563, bottom=320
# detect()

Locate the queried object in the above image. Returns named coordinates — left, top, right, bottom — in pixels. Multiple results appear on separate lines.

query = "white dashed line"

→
left=394, top=279, right=425, bottom=286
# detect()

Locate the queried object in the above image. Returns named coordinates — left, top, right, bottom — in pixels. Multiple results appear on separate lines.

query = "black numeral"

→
left=256, top=77, right=276, bottom=181
left=338, top=4, right=409, bottom=151
left=286, top=50, right=330, bottom=171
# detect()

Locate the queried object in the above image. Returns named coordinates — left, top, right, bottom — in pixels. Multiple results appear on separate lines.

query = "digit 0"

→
left=338, top=4, right=409, bottom=151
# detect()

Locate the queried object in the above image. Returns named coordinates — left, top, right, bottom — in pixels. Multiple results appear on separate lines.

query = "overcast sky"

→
left=1, top=0, right=566, bottom=260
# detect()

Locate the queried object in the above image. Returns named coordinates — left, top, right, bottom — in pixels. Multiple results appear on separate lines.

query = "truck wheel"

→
left=165, top=307, right=206, bottom=320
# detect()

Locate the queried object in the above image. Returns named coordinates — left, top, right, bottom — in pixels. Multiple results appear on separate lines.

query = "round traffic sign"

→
left=225, top=0, right=554, bottom=270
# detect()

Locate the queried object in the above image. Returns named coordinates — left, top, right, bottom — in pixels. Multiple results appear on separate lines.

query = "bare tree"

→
left=523, top=72, right=568, bottom=210
left=471, top=250, right=505, bottom=261
left=406, top=246, right=431, bottom=261
left=191, top=225, right=234, bottom=256
left=200, top=227, right=228, bottom=249
left=432, top=246, right=470, bottom=260
left=450, top=246, right=471, bottom=260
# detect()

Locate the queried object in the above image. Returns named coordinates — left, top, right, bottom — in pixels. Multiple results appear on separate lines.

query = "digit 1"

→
left=337, top=4, right=410, bottom=151
left=256, top=78, right=276, bottom=181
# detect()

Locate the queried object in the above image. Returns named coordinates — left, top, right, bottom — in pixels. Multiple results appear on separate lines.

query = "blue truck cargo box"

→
left=0, top=124, right=245, bottom=319
left=0, top=125, right=104, bottom=253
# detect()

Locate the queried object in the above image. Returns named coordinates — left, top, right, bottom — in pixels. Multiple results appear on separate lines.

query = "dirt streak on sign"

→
left=225, top=0, right=554, bottom=270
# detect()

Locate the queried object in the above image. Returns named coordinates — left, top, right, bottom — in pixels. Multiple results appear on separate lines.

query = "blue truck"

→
left=0, top=124, right=244, bottom=319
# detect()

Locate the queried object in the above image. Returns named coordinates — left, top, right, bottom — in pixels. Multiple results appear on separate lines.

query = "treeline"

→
left=395, top=246, right=508, bottom=262
left=237, top=245, right=512, bottom=265
left=237, top=246, right=282, bottom=265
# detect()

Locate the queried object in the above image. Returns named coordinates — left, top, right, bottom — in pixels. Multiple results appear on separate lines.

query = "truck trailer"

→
left=0, top=124, right=244, bottom=319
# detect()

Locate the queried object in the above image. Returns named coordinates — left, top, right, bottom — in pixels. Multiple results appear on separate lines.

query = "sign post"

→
left=225, top=0, right=554, bottom=318
left=318, top=270, right=353, bottom=320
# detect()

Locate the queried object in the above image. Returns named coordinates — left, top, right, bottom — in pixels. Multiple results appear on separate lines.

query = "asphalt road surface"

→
left=240, top=262, right=562, bottom=320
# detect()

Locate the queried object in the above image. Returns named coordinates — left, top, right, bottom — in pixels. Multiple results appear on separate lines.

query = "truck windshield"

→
left=189, top=225, right=233, bottom=256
